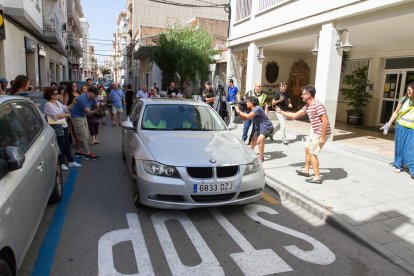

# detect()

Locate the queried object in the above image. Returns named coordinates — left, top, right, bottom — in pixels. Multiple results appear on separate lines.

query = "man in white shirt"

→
left=136, top=85, right=148, bottom=100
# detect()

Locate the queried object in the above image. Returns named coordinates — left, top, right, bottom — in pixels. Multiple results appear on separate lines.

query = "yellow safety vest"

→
left=397, top=98, right=414, bottom=129
left=144, top=119, right=166, bottom=129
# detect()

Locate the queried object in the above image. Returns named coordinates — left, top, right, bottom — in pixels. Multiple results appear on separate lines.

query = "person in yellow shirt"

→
left=144, top=108, right=166, bottom=129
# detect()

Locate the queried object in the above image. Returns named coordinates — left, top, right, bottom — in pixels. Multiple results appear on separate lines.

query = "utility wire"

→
left=148, top=0, right=225, bottom=8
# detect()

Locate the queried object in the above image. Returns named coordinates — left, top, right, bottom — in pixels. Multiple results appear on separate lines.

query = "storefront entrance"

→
left=379, top=69, right=414, bottom=125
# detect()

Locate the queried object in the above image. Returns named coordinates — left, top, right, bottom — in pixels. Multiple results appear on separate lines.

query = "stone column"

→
left=314, top=23, right=343, bottom=137
left=245, top=42, right=263, bottom=93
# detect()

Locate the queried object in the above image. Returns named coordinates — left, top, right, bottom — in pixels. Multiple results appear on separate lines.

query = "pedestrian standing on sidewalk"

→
left=43, top=86, right=81, bottom=170
left=276, top=85, right=331, bottom=184
left=110, top=83, right=126, bottom=126
left=235, top=96, right=274, bottom=162
left=10, top=75, right=31, bottom=96
left=0, top=78, right=8, bottom=95
left=125, top=84, right=134, bottom=115
left=69, top=86, right=102, bottom=160
left=382, top=82, right=414, bottom=179
left=227, top=78, right=239, bottom=127
left=271, top=80, right=293, bottom=143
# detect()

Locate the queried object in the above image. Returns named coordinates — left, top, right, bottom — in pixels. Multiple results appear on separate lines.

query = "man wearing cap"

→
left=70, top=86, right=102, bottom=160
left=0, top=78, right=8, bottom=95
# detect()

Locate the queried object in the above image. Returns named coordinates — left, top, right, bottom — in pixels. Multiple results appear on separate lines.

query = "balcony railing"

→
left=235, top=0, right=252, bottom=21
left=259, top=0, right=291, bottom=11
left=43, top=11, right=65, bottom=51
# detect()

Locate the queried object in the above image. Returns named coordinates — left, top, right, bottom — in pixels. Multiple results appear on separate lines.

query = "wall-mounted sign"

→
left=0, top=10, right=5, bottom=40
left=38, top=45, right=46, bottom=57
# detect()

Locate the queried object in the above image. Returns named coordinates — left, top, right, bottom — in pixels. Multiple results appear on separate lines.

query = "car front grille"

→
left=187, top=166, right=239, bottom=179
left=191, top=193, right=236, bottom=203
left=187, top=167, right=213, bottom=178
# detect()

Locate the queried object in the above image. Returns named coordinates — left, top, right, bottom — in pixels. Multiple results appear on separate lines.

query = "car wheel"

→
left=132, top=163, right=142, bottom=208
left=0, top=259, right=13, bottom=276
left=49, top=158, right=63, bottom=204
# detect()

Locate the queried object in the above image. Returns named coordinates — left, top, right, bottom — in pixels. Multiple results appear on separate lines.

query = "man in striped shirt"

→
left=275, top=85, right=331, bottom=184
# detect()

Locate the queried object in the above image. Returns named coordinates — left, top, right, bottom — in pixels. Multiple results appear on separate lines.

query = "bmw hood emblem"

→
left=209, top=159, right=216, bottom=163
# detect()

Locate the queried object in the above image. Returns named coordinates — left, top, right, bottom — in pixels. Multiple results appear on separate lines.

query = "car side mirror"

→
left=6, top=146, right=25, bottom=171
left=121, top=120, right=134, bottom=130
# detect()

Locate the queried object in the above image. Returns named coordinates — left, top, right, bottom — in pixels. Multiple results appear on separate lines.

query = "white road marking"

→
left=151, top=211, right=224, bottom=276
left=209, top=208, right=293, bottom=275
left=244, top=204, right=336, bottom=265
left=98, top=213, right=154, bottom=276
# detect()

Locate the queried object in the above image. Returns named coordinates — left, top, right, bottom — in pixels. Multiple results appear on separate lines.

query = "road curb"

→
left=264, top=175, right=414, bottom=275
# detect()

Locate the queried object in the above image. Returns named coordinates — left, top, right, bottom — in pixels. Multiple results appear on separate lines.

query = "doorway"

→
left=379, top=69, right=414, bottom=124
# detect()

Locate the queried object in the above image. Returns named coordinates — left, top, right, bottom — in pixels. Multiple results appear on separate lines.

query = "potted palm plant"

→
left=340, top=65, right=372, bottom=125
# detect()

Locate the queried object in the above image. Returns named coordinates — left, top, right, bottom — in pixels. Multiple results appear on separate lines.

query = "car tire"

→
left=0, top=259, right=13, bottom=276
left=132, top=163, right=142, bottom=208
left=49, top=158, right=63, bottom=204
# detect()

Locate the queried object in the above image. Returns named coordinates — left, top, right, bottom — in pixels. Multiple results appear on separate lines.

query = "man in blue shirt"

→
left=70, top=86, right=102, bottom=160
left=110, top=83, right=126, bottom=126
left=227, top=78, right=239, bottom=127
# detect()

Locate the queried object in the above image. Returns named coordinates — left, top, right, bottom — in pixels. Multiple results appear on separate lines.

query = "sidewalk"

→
left=231, top=114, right=414, bottom=274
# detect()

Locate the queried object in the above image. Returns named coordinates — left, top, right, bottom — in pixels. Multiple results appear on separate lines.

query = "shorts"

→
left=306, top=132, right=330, bottom=156
left=254, top=127, right=274, bottom=138
left=112, top=106, right=124, bottom=114
left=71, top=117, right=90, bottom=142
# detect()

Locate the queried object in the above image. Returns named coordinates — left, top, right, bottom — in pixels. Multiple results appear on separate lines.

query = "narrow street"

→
left=18, top=123, right=408, bottom=275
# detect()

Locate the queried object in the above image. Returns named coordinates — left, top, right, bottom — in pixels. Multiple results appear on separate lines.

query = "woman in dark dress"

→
left=125, top=83, right=134, bottom=116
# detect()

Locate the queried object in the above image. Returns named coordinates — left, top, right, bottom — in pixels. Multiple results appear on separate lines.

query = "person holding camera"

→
left=201, top=81, right=215, bottom=107
left=70, top=86, right=103, bottom=160
left=242, top=83, right=267, bottom=144
left=271, top=80, right=292, bottom=143
left=235, top=97, right=274, bottom=162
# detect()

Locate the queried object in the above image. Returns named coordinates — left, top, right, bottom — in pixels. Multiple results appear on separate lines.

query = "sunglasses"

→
left=53, top=92, right=59, bottom=95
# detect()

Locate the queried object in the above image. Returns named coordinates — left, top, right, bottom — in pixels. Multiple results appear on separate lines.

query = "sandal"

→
left=295, top=169, right=310, bottom=177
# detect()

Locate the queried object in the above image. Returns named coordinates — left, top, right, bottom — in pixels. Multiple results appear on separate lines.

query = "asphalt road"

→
left=19, top=121, right=409, bottom=276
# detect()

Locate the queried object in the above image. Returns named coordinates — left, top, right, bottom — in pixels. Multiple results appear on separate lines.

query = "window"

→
left=236, top=0, right=252, bottom=21
left=12, top=102, right=44, bottom=147
left=339, top=59, right=370, bottom=102
left=0, top=104, right=28, bottom=153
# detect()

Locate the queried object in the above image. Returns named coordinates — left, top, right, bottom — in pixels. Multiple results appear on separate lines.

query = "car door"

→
left=5, top=101, right=51, bottom=265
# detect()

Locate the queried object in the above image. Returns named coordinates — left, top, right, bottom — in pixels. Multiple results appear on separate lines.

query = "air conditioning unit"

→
left=24, top=37, right=36, bottom=53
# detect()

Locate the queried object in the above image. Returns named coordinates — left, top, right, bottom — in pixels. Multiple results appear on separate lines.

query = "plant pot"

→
left=347, top=114, right=363, bottom=125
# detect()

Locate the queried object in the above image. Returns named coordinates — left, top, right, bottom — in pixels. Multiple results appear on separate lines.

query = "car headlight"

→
left=142, top=160, right=180, bottom=178
left=244, top=158, right=261, bottom=175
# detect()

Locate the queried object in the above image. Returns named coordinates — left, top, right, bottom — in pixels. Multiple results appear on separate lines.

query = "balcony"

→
left=67, top=7, right=82, bottom=34
left=43, top=11, right=66, bottom=53
left=4, top=0, right=43, bottom=35
left=67, top=31, right=82, bottom=56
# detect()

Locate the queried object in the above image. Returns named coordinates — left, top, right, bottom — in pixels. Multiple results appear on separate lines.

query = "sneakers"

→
left=68, top=161, right=82, bottom=168
left=84, top=152, right=99, bottom=160
left=305, top=178, right=322, bottom=184
left=282, top=139, right=289, bottom=145
left=393, top=168, right=402, bottom=173
left=75, top=150, right=86, bottom=157
left=61, top=164, right=69, bottom=171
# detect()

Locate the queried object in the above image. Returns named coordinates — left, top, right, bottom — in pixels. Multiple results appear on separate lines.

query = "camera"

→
left=217, top=84, right=224, bottom=93
left=98, top=99, right=112, bottom=109
left=238, top=100, right=248, bottom=112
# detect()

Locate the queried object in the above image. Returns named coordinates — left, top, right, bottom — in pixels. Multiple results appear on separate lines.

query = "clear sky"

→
left=81, top=0, right=127, bottom=65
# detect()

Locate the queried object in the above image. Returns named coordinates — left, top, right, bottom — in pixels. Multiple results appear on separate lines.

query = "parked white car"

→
left=121, top=98, right=265, bottom=209
left=0, top=95, right=62, bottom=275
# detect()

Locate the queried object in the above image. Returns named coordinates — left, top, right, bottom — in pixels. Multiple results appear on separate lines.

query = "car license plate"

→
left=193, top=182, right=234, bottom=193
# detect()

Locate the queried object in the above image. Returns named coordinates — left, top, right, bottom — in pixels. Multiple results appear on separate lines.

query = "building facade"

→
left=0, top=0, right=70, bottom=86
left=66, top=0, right=84, bottom=81
left=227, top=0, right=414, bottom=129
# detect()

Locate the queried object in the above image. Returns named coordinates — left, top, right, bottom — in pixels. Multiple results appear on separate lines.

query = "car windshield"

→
left=141, top=104, right=227, bottom=131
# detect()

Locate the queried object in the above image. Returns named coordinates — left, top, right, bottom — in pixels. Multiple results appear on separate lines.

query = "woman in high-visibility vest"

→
left=383, top=81, right=414, bottom=178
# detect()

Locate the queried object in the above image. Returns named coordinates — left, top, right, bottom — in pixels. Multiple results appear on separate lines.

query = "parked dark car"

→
left=0, top=95, right=62, bottom=275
